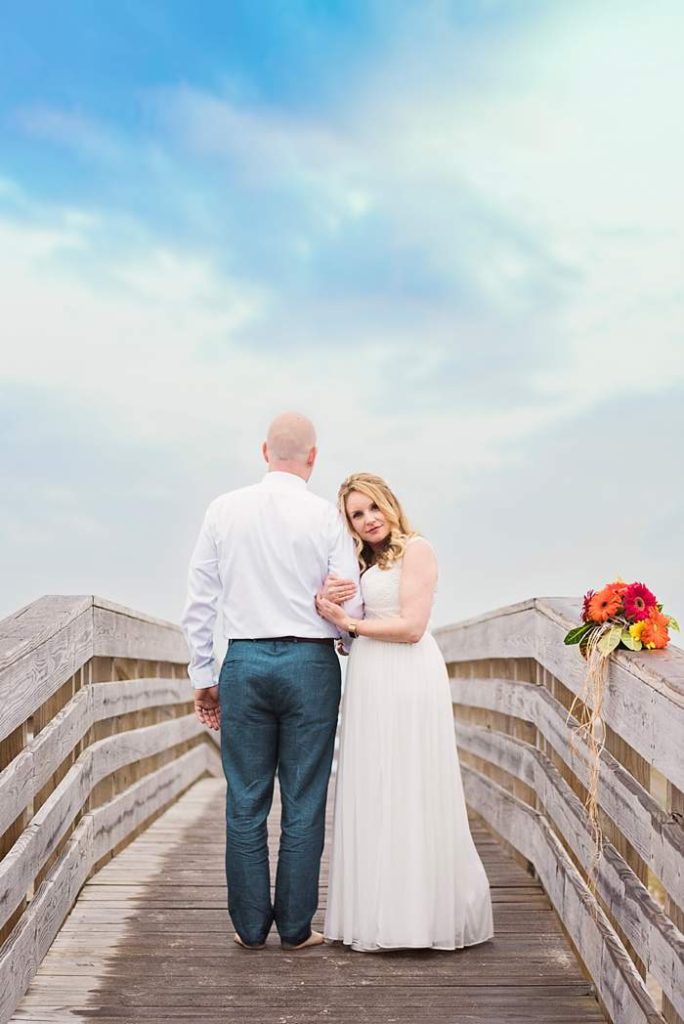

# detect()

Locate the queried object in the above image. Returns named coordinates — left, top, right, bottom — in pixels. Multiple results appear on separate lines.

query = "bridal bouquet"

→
left=562, top=579, right=678, bottom=903
left=564, top=579, right=679, bottom=654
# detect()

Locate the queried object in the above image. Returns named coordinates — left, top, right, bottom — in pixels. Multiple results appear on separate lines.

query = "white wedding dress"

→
left=324, top=539, right=495, bottom=952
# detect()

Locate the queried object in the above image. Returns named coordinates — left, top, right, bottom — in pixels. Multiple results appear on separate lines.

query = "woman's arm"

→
left=316, top=538, right=437, bottom=644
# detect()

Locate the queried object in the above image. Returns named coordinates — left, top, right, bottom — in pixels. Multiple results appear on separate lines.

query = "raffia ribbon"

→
left=566, top=627, right=609, bottom=907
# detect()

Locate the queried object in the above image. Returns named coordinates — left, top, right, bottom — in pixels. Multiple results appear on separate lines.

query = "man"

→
left=181, top=412, right=362, bottom=950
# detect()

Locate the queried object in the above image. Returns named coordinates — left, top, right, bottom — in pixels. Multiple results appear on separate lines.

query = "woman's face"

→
left=345, top=490, right=391, bottom=548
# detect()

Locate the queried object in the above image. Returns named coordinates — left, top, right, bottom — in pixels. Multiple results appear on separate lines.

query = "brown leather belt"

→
left=230, top=636, right=335, bottom=646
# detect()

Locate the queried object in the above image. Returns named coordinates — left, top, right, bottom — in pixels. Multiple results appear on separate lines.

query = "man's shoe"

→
left=234, top=933, right=266, bottom=950
left=281, top=930, right=325, bottom=951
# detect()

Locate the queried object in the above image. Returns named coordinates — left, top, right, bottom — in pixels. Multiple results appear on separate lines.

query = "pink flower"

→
left=581, top=589, right=595, bottom=623
left=622, top=582, right=657, bottom=623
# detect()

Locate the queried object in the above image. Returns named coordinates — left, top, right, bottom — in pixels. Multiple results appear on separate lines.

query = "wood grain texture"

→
left=0, top=606, right=93, bottom=745
left=0, top=595, right=190, bottom=744
left=92, top=602, right=188, bottom=665
left=451, top=675, right=684, bottom=902
left=0, top=598, right=91, bottom=674
left=2, top=592, right=679, bottom=1024
left=0, top=716, right=208, bottom=931
left=0, top=748, right=215, bottom=1024
left=7, top=776, right=609, bottom=1024
left=0, top=679, right=198, bottom=840
left=461, top=766, right=665, bottom=1024
left=454, top=722, right=683, bottom=1016
left=436, top=598, right=684, bottom=789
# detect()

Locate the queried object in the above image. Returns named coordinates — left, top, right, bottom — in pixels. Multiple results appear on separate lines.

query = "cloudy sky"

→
left=1, top=0, right=682, bottom=642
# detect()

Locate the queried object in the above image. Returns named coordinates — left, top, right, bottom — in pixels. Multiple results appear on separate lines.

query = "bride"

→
left=316, top=473, right=494, bottom=952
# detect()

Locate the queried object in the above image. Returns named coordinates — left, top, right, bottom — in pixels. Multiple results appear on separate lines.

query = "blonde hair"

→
left=338, top=472, right=417, bottom=572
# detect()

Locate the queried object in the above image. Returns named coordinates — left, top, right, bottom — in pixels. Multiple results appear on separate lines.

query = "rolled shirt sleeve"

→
left=181, top=506, right=222, bottom=688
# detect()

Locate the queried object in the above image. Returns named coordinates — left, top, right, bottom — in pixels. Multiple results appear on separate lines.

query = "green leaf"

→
left=598, top=625, right=622, bottom=656
left=668, top=616, right=680, bottom=632
left=657, top=603, right=663, bottom=611
left=564, top=623, right=593, bottom=645
left=620, top=629, right=642, bottom=651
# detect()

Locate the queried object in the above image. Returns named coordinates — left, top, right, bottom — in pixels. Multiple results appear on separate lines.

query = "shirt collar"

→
left=260, top=470, right=308, bottom=491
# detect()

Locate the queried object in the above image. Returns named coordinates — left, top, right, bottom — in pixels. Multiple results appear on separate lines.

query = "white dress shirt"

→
left=181, top=471, right=363, bottom=687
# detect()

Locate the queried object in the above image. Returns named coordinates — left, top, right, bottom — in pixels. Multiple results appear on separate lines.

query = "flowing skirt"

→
left=324, top=632, right=495, bottom=952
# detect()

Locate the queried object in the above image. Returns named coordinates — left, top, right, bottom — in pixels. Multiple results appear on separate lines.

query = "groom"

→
left=181, top=412, right=362, bottom=950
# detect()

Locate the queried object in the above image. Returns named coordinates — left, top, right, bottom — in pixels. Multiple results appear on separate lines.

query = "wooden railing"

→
left=1, top=594, right=682, bottom=1024
left=0, top=595, right=222, bottom=1024
left=435, top=596, right=684, bottom=1024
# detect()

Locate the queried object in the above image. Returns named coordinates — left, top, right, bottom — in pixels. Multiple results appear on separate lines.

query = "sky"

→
left=1, top=0, right=682, bottom=644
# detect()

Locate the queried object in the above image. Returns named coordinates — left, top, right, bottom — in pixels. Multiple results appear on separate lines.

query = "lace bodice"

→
left=360, top=538, right=436, bottom=622
left=361, top=562, right=402, bottom=619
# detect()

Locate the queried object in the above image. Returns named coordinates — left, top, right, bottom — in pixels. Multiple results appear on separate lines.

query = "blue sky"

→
left=1, top=0, right=682, bottom=639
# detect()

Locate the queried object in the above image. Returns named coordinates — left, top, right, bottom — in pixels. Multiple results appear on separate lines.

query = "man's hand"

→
left=319, top=573, right=357, bottom=605
left=194, top=685, right=220, bottom=731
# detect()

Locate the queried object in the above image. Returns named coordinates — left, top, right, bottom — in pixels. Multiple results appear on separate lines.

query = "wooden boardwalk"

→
left=9, top=776, right=607, bottom=1024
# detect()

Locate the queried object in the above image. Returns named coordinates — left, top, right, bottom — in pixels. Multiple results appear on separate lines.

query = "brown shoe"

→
left=234, top=933, right=265, bottom=950
left=281, top=930, right=325, bottom=951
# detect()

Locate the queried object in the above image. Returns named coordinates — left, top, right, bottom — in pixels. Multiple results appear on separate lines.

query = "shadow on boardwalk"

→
left=10, top=777, right=607, bottom=1023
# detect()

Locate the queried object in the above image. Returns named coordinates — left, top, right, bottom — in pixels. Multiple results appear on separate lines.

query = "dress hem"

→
left=323, top=931, right=495, bottom=953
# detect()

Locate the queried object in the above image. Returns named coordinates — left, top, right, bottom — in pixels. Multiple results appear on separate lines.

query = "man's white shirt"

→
left=181, top=471, right=363, bottom=688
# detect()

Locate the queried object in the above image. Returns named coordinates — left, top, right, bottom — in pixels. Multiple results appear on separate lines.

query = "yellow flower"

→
left=629, top=621, right=646, bottom=642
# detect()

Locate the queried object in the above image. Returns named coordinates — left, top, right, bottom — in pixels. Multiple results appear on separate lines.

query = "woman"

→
left=316, top=473, right=494, bottom=952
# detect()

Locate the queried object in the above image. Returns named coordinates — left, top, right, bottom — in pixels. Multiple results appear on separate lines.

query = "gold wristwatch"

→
left=347, top=620, right=359, bottom=638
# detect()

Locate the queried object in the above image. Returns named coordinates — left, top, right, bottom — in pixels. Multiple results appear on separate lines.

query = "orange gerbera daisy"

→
left=606, top=577, right=628, bottom=596
left=640, top=609, right=670, bottom=650
left=587, top=585, right=623, bottom=623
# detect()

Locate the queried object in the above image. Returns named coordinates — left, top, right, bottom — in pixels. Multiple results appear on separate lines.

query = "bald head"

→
left=263, top=412, right=317, bottom=479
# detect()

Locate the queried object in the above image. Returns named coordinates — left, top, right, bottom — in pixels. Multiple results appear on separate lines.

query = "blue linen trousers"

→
left=218, top=638, right=341, bottom=946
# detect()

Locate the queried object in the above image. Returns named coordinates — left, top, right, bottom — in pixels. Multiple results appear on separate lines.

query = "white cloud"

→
left=0, top=194, right=569, bottom=477
left=2, top=1, right=682, bottom=628
left=0, top=210, right=266, bottom=445
left=146, top=3, right=683, bottom=410
left=14, top=106, right=124, bottom=164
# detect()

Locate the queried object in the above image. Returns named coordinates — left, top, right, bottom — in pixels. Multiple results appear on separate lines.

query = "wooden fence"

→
left=0, top=595, right=222, bottom=1024
left=435, top=596, right=684, bottom=1024
left=1, top=593, right=682, bottom=1024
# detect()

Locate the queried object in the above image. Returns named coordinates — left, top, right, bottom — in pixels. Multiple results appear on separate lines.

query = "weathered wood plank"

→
left=0, top=595, right=191, bottom=745
left=0, top=722, right=30, bottom=949
left=0, top=680, right=196, bottom=838
left=92, top=602, right=188, bottom=665
left=436, top=598, right=684, bottom=790
left=536, top=598, right=684, bottom=699
left=435, top=600, right=539, bottom=664
left=0, top=689, right=92, bottom=839
left=91, top=678, right=192, bottom=719
left=455, top=722, right=683, bottom=1016
left=0, top=748, right=212, bottom=1024
left=534, top=601, right=684, bottom=792
left=7, top=775, right=609, bottom=1024
left=88, top=746, right=210, bottom=861
left=0, top=717, right=207, bottom=931
left=451, top=676, right=684, bottom=902
left=461, top=766, right=665, bottom=1024
left=0, top=814, right=94, bottom=1024
left=0, top=606, right=93, bottom=745
left=0, top=598, right=92, bottom=674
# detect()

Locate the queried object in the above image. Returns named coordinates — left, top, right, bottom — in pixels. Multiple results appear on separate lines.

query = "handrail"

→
left=1, top=593, right=681, bottom=1024
left=435, top=596, right=684, bottom=1024
left=0, top=595, right=220, bottom=1024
